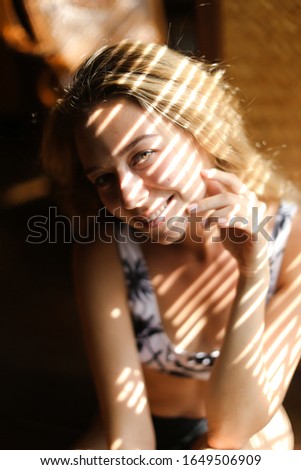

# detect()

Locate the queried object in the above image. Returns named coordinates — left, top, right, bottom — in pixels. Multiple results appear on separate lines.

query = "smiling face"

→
left=75, top=97, right=211, bottom=243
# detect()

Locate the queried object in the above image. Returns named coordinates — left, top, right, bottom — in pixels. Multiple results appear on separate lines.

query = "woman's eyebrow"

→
left=120, top=134, right=160, bottom=154
left=84, top=134, right=160, bottom=177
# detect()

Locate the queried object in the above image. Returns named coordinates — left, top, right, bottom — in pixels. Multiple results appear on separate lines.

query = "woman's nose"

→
left=119, top=170, right=149, bottom=210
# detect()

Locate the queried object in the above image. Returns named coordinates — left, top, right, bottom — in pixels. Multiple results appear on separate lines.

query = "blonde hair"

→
left=42, top=40, right=292, bottom=217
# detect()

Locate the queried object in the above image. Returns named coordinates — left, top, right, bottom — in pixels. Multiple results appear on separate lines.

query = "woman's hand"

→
left=188, top=169, right=270, bottom=277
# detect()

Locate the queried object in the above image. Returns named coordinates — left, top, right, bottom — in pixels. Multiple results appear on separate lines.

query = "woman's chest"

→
left=142, top=244, right=239, bottom=353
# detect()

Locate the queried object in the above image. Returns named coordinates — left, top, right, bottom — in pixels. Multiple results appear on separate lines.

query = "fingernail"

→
left=218, top=217, right=228, bottom=226
left=187, top=203, right=198, bottom=213
left=201, top=168, right=215, bottom=178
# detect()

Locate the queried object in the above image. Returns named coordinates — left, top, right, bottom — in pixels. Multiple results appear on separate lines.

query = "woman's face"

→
left=76, top=97, right=211, bottom=243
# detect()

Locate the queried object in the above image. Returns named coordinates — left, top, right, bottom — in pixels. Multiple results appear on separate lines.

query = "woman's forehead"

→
left=83, top=97, right=178, bottom=141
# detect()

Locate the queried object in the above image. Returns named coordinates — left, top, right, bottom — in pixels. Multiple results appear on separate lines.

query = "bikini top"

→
left=115, top=201, right=298, bottom=380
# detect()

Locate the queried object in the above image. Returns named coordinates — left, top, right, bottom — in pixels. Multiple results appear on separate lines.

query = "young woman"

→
left=42, top=40, right=301, bottom=450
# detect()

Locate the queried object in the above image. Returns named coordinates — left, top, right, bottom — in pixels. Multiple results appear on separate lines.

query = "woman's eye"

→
left=131, top=150, right=155, bottom=166
left=94, top=173, right=116, bottom=188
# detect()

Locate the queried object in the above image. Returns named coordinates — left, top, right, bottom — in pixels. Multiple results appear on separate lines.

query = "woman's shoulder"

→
left=72, top=221, right=123, bottom=280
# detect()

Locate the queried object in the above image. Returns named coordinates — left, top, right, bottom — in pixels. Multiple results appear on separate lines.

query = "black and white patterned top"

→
left=115, top=201, right=298, bottom=380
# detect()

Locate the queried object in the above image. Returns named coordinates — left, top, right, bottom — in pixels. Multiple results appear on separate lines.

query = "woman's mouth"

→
left=134, top=196, right=174, bottom=227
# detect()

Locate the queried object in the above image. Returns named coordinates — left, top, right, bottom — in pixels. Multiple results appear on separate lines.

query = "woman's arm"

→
left=205, top=208, right=301, bottom=449
left=192, top=170, right=301, bottom=449
left=73, top=236, right=156, bottom=450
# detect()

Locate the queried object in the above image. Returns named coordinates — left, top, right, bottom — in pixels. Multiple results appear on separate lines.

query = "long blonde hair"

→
left=42, top=40, right=292, bottom=217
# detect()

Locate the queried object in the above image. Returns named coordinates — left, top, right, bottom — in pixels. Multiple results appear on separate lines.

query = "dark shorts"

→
left=152, top=415, right=208, bottom=450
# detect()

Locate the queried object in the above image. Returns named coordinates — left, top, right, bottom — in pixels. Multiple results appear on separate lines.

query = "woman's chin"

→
left=146, top=217, right=189, bottom=245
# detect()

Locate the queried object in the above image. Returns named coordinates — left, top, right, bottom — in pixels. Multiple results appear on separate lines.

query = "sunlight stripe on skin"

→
left=171, top=262, right=237, bottom=328
left=266, top=347, right=288, bottom=388
left=158, top=142, right=190, bottom=183
left=248, top=347, right=264, bottom=373
left=93, top=103, right=124, bottom=136
left=126, top=182, right=147, bottom=205
left=264, top=314, right=299, bottom=363
left=264, top=277, right=301, bottom=340
left=146, top=133, right=181, bottom=176
left=233, top=288, right=269, bottom=330
left=172, top=274, right=237, bottom=342
left=171, top=151, right=199, bottom=188
left=240, top=278, right=267, bottom=305
left=120, top=170, right=133, bottom=189
left=212, top=288, right=237, bottom=316
left=288, top=333, right=301, bottom=368
left=174, top=305, right=208, bottom=339
left=116, top=381, right=135, bottom=402
left=111, top=113, right=149, bottom=156
left=86, top=108, right=103, bottom=127
left=115, top=367, right=132, bottom=385
left=181, top=160, right=203, bottom=194
left=111, top=438, right=123, bottom=450
left=174, top=317, right=208, bottom=351
left=231, top=325, right=264, bottom=365
left=145, top=197, right=166, bottom=215
left=127, top=382, right=145, bottom=408
left=164, top=251, right=229, bottom=319
left=285, top=252, right=301, bottom=274
left=135, top=396, right=147, bottom=415
left=156, top=266, right=187, bottom=296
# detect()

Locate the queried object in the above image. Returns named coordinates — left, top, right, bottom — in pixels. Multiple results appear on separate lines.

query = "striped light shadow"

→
left=175, top=317, right=208, bottom=351
left=246, top=258, right=301, bottom=415
left=170, top=255, right=236, bottom=327
left=168, top=267, right=237, bottom=350
left=158, top=64, right=198, bottom=116
left=119, top=171, right=149, bottom=205
left=172, top=268, right=237, bottom=340
left=157, top=141, right=190, bottom=184
left=164, top=250, right=229, bottom=320
left=233, top=287, right=269, bottom=330
left=93, top=103, right=124, bottom=137
left=157, top=265, right=187, bottom=296
left=115, top=367, right=147, bottom=415
left=110, top=40, right=143, bottom=75
left=181, top=159, right=204, bottom=194
left=111, top=113, right=149, bottom=156
left=130, top=46, right=168, bottom=91
left=231, top=324, right=265, bottom=365
left=212, top=278, right=240, bottom=315
left=146, top=133, right=181, bottom=176
left=86, top=108, right=103, bottom=126
left=147, top=56, right=191, bottom=109
left=264, top=315, right=298, bottom=363
left=264, top=277, right=301, bottom=342
left=110, top=438, right=123, bottom=450
left=286, top=251, right=301, bottom=274
left=173, top=73, right=208, bottom=121
left=196, top=71, right=224, bottom=114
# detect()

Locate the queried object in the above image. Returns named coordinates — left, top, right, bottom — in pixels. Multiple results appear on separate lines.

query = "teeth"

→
left=146, top=201, right=168, bottom=222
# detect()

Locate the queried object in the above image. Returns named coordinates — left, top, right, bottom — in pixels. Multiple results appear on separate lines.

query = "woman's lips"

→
left=133, top=196, right=174, bottom=225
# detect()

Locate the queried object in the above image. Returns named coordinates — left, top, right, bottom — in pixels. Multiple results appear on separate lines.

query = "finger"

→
left=188, top=192, right=249, bottom=214
left=201, top=168, right=252, bottom=197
